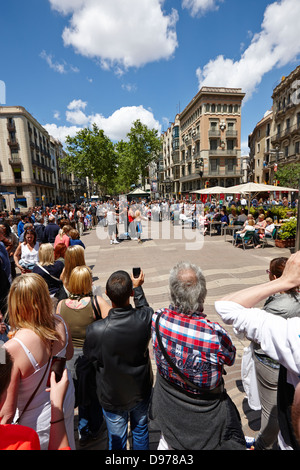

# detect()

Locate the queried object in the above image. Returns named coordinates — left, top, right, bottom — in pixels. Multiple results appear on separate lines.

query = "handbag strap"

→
left=91, top=295, right=102, bottom=320
left=155, top=311, right=224, bottom=395
left=36, top=263, right=62, bottom=282
left=15, top=341, right=53, bottom=424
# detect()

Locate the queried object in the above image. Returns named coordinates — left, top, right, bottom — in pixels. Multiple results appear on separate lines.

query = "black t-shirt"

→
left=32, top=260, right=64, bottom=294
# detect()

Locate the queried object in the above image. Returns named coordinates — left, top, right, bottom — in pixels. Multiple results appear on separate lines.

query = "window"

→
left=295, top=141, right=300, bottom=154
left=227, top=139, right=234, bottom=150
left=210, top=140, right=218, bottom=150
left=226, top=158, right=236, bottom=171
left=13, top=168, right=22, bottom=182
left=284, top=146, right=289, bottom=157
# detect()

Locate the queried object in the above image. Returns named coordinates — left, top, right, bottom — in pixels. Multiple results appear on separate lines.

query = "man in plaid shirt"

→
left=152, top=306, right=236, bottom=393
left=150, top=261, right=245, bottom=450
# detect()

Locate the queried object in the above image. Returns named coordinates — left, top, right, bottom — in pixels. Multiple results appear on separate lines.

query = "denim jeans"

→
left=103, top=396, right=150, bottom=450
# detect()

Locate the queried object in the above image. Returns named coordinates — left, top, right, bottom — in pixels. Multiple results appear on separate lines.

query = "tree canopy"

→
left=276, top=162, right=300, bottom=189
left=61, top=120, right=161, bottom=196
left=61, top=124, right=117, bottom=195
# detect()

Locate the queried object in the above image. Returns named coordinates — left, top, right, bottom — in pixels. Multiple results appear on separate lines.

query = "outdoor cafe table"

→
left=223, top=225, right=243, bottom=242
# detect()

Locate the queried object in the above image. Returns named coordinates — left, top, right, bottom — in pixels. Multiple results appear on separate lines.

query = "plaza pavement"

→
left=75, top=219, right=292, bottom=450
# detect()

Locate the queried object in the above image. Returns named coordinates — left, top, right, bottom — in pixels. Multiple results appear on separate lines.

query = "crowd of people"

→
left=1, top=197, right=300, bottom=451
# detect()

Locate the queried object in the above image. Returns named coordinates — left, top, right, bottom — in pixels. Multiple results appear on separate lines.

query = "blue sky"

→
left=1, top=0, right=300, bottom=155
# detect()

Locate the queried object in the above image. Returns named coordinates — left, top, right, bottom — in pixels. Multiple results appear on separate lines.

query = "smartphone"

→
left=132, top=267, right=141, bottom=278
left=47, top=356, right=66, bottom=387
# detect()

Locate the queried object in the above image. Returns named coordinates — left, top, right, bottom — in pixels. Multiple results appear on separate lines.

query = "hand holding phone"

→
left=132, top=267, right=141, bottom=278
left=47, top=356, right=66, bottom=387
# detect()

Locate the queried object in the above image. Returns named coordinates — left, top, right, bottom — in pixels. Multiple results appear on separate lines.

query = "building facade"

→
left=249, top=65, right=300, bottom=186
left=162, top=87, right=245, bottom=198
left=0, top=106, right=88, bottom=210
left=248, top=110, right=273, bottom=184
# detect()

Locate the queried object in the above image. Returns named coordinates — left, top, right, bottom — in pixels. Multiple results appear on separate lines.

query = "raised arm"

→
left=219, top=251, right=300, bottom=308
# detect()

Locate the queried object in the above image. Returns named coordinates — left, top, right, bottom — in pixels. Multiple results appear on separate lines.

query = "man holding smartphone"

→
left=83, top=268, right=153, bottom=450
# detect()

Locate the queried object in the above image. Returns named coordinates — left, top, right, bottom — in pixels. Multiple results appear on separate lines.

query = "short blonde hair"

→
left=62, top=245, right=86, bottom=288
left=8, top=274, right=60, bottom=343
left=68, top=266, right=93, bottom=295
left=38, top=243, right=54, bottom=266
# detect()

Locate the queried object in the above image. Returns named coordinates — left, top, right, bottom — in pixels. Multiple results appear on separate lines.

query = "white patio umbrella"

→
left=224, top=182, right=298, bottom=207
left=191, top=186, right=227, bottom=195
left=225, top=182, right=298, bottom=194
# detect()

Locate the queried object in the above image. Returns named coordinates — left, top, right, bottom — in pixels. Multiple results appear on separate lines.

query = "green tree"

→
left=276, top=163, right=300, bottom=189
left=61, top=124, right=117, bottom=196
left=115, top=119, right=161, bottom=193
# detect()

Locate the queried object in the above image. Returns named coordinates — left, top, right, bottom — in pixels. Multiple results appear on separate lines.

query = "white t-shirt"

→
left=106, top=210, right=116, bottom=225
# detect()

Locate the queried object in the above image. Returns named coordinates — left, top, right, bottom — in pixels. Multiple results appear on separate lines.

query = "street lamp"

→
left=195, top=158, right=204, bottom=188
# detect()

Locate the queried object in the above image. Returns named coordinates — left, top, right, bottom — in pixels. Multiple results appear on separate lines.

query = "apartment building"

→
left=248, top=110, right=273, bottom=184
left=162, top=87, right=245, bottom=198
left=0, top=106, right=84, bottom=210
left=271, top=65, right=300, bottom=174
left=249, top=65, right=300, bottom=185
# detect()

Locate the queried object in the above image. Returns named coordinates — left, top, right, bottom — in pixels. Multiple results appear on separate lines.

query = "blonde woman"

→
left=58, top=245, right=86, bottom=301
left=1, top=274, right=75, bottom=450
left=57, top=266, right=110, bottom=445
left=33, top=243, right=64, bottom=296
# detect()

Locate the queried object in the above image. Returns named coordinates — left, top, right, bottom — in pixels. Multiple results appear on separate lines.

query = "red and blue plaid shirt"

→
left=152, top=307, right=236, bottom=394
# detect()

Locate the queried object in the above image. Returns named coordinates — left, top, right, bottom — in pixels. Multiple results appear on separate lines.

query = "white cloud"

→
left=48, top=0, right=178, bottom=73
left=40, top=50, right=79, bottom=74
left=44, top=102, right=161, bottom=144
left=182, top=0, right=223, bottom=17
left=121, top=83, right=137, bottom=93
left=196, top=0, right=300, bottom=101
left=44, top=123, right=82, bottom=142
left=67, top=99, right=87, bottom=110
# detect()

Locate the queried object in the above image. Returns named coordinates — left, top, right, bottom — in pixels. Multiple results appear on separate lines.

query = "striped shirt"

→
left=152, top=307, right=236, bottom=394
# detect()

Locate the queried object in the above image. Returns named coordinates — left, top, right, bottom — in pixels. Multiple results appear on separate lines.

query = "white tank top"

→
left=21, top=242, right=39, bottom=264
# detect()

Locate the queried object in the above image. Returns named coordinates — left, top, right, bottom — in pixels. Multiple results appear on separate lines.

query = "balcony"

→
left=207, top=167, right=241, bottom=177
left=208, top=130, right=221, bottom=137
left=271, top=122, right=300, bottom=143
left=226, top=130, right=238, bottom=137
left=7, top=138, right=19, bottom=150
left=9, top=156, right=22, bottom=167
left=209, top=149, right=237, bottom=156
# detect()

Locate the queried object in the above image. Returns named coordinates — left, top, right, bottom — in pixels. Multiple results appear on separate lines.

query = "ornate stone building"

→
left=162, top=87, right=245, bottom=198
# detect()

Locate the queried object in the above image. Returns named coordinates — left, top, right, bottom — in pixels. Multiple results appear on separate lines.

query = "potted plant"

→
left=275, top=218, right=297, bottom=248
